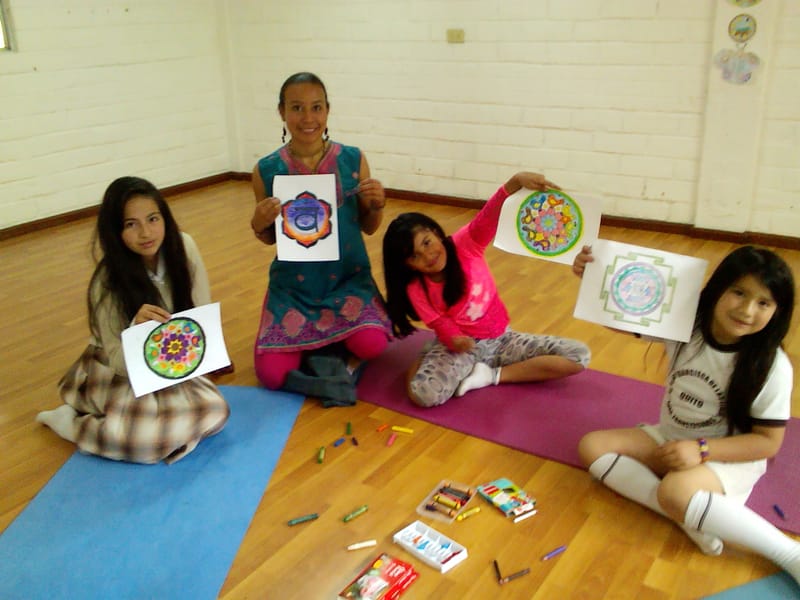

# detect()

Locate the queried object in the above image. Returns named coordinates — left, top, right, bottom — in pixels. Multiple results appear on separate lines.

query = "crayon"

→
left=493, top=559, right=503, bottom=581
left=347, top=539, right=377, bottom=551
left=425, top=502, right=457, bottom=518
left=346, top=422, right=352, bottom=435
left=316, top=446, right=325, bottom=463
left=499, top=567, right=530, bottom=585
left=351, top=436, right=359, bottom=446
left=386, top=433, right=397, bottom=446
left=441, top=549, right=462, bottom=565
left=287, top=513, right=319, bottom=526
left=343, top=504, right=369, bottom=522
left=441, top=486, right=471, bottom=501
left=456, top=506, right=481, bottom=521
left=541, top=545, right=567, bottom=561
left=333, top=437, right=345, bottom=447
left=442, top=481, right=476, bottom=496
left=773, top=504, right=787, bottom=520
left=391, top=426, right=414, bottom=434
left=436, top=490, right=467, bottom=506
left=376, top=424, right=389, bottom=432
left=433, top=494, right=460, bottom=509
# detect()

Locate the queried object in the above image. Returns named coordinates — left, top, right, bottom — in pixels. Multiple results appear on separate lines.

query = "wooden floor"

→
left=1, top=180, right=798, bottom=599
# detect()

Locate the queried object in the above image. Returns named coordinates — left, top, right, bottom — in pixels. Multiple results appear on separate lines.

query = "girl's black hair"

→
left=278, top=72, right=329, bottom=109
left=694, top=246, right=795, bottom=434
left=88, top=176, right=194, bottom=337
left=382, top=212, right=465, bottom=337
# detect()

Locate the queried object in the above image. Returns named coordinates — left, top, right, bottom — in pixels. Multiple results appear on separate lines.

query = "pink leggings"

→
left=254, top=328, right=388, bottom=390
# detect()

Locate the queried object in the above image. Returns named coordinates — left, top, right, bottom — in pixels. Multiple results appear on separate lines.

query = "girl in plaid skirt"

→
left=36, top=177, right=229, bottom=464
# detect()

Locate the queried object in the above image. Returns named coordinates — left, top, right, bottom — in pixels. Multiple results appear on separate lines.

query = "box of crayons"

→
left=393, top=520, right=468, bottom=574
left=415, top=480, right=477, bottom=523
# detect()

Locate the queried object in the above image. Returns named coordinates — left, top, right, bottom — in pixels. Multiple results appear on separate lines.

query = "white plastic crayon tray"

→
left=415, top=479, right=477, bottom=523
left=393, top=520, right=468, bottom=573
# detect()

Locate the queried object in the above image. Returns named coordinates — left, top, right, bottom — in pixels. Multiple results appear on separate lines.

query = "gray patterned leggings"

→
left=409, top=330, right=591, bottom=407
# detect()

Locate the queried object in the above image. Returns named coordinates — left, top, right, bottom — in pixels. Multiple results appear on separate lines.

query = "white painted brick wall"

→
left=1, top=0, right=798, bottom=238
left=0, top=0, right=231, bottom=229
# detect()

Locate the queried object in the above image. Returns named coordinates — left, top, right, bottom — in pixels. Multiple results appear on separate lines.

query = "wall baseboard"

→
left=0, top=172, right=240, bottom=242
left=1, top=172, right=797, bottom=250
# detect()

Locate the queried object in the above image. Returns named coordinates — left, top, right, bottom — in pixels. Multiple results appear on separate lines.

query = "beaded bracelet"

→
left=698, top=438, right=710, bottom=463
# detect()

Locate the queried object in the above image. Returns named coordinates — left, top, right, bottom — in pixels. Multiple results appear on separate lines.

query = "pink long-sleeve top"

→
left=407, top=184, right=511, bottom=350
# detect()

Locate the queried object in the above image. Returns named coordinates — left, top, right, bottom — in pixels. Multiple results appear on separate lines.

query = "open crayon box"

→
left=393, top=520, right=468, bottom=573
left=415, top=479, right=477, bottom=523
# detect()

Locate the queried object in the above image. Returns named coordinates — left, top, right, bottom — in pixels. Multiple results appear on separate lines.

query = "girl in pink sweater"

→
left=382, top=172, right=591, bottom=407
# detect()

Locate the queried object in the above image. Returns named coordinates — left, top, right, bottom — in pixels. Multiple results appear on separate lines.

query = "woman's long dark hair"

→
left=693, top=246, right=795, bottom=434
left=88, top=176, right=194, bottom=337
left=382, top=212, right=465, bottom=337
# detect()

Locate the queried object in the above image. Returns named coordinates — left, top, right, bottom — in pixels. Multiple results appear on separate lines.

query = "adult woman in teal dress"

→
left=250, top=72, right=391, bottom=398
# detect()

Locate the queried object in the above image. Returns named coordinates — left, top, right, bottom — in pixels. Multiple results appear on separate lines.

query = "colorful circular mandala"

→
left=610, top=262, right=666, bottom=317
left=143, top=317, right=205, bottom=379
left=516, top=190, right=583, bottom=257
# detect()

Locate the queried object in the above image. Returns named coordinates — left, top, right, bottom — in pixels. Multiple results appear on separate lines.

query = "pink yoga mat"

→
left=357, top=331, right=800, bottom=534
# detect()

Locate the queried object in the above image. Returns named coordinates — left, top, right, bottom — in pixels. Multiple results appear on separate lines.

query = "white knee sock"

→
left=36, top=405, right=79, bottom=443
left=455, top=363, right=500, bottom=397
left=685, top=490, right=800, bottom=583
left=590, top=453, right=723, bottom=556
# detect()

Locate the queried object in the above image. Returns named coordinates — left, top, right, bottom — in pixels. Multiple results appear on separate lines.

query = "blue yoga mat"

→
left=0, top=386, right=303, bottom=600
left=704, top=572, right=799, bottom=599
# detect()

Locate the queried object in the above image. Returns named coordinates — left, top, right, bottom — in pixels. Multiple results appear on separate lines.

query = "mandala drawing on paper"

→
left=600, top=253, right=676, bottom=326
left=516, top=190, right=583, bottom=257
left=143, top=317, right=206, bottom=379
left=280, top=190, right=333, bottom=249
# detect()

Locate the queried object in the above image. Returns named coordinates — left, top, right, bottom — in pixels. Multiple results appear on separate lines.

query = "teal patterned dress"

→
left=254, top=141, right=391, bottom=353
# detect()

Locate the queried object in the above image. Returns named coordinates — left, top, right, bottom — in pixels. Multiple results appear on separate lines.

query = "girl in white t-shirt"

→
left=573, top=245, right=799, bottom=585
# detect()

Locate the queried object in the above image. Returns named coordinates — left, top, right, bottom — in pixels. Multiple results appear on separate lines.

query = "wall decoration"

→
left=273, top=173, right=339, bottom=261
left=573, top=239, right=708, bottom=342
left=494, top=188, right=602, bottom=266
left=728, top=13, right=757, bottom=43
left=727, top=0, right=761, bottom=8
left=714, top=48, right=761, bottom=84
left=122, top=303, right=231, bottom=397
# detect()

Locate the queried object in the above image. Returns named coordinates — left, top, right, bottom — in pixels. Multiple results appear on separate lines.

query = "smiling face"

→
left=121, top=194, right=165, bottom=271
left=279, top=82, right=329, bottom=148
left=711, top=274, right=777, bottom=345
left=405, top=227, right=447, bottom=280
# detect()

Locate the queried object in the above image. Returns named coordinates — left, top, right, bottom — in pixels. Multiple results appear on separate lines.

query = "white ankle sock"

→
left=590, top=453, right=723, bottom=556
left=36, top=405, right=79, bottom=442
left=455, top=363, right=500, bottom=397
left=685, top=490, right=800, bottom=583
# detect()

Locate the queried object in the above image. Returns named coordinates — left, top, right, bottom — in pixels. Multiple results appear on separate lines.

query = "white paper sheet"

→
left=573, top=239, right=708, bottom=342
left=494, top=188, right=602, bottom=266
left=273, top=173, right=339, bottom=262
left=121, top=302, right=231, bottom=397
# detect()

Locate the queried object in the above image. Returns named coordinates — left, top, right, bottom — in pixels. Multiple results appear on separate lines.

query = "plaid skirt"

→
left=57, top=344, right=230, bottom=464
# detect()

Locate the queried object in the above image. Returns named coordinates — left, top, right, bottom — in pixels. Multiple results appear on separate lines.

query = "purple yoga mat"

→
left=357, top=331, right=800, bottom=534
